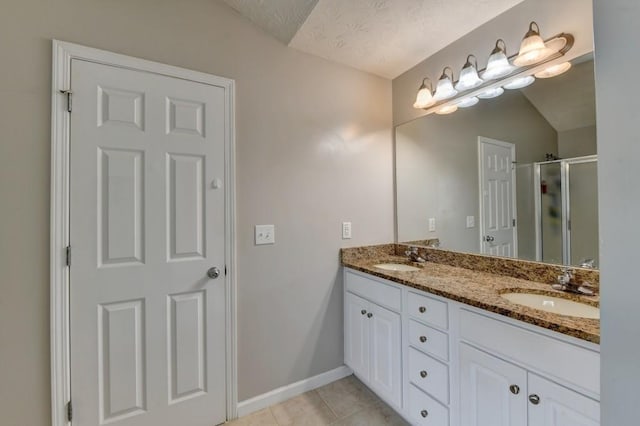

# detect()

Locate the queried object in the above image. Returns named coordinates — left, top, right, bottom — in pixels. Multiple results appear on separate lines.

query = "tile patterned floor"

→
left=226, top=375, right=409, bottom=426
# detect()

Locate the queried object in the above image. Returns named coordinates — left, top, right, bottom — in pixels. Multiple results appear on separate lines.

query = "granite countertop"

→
left=341, top=246, right=600, bottom=344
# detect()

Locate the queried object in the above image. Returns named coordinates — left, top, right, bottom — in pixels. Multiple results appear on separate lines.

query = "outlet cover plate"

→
left=255, top=224, right=275, bottom=245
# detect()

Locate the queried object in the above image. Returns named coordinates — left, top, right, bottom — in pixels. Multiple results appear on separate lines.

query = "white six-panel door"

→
left=70, top=59, right=227, bottom=425
left=479, top=137, right=517, bottom=258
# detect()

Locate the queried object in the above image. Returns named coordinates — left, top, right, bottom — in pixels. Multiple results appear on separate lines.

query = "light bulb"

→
left=413, top=78, right=435, bottom=109
left=455, top=55, right=483, bottom=91
left=482, top=39, right=514, bottom=80
left=504, top=75, right=535, bottom=89
left=456, top=97, right=479, bottom=108
left=435, top=104, right=458, bottom=115
left=513, top=22, right=554, bottom=67
left=433, top=67, right=458, bottom=101
left=477, top=87, right=504, bottom=99
left=535, top=62, right=572, bottom=78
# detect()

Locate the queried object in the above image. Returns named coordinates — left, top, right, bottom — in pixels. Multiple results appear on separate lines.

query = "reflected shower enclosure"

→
left=528, top=156, right=599, bottom=267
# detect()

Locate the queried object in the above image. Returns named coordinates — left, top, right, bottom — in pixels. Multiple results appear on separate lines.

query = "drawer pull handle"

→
left=367, top=312, right=373, bottom=318
left=361, top=310, right=367, bottom=315
left=419, top=335, right=427, bottom=343
left=529, top=394, right=540, bottom=405
left=420, top=370, right=428, bottom=378
left=419, top=306, right=427, bottom=313
left=509, top=384, right=520, bottom=395
left=420, top=409, right=428, bottom=418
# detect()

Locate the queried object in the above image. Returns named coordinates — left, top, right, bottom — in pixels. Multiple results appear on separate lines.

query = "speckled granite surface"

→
left=341, top=244, right=600, bottom=344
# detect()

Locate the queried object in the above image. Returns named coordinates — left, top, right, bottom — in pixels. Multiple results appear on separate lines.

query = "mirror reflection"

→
left=396, top=54, right=597, bottom=268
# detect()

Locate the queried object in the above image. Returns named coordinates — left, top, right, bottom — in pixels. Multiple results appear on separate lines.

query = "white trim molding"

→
left=236, top=366, right=353, bottom=418
left=50, top=40, right=237, bottom=425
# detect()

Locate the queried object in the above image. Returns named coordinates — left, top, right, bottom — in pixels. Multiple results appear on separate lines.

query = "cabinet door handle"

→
left=420, top=370, right=428, bottom=378
left=420, top=409, right=428, bottom=418
left=419, top=335, right=427, bottom=343
left=509, top=385, right=520, bottom=395
left=529, top=394, right=540, bottom=405
left=419, top=306, right=427, bottom=313
left=361, top=309, right=367, bottom=315
left=367, top=312, right=373, bottom=318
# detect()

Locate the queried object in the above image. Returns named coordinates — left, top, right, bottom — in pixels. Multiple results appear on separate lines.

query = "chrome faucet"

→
left=405, top=247, right=426, bottom=263
left=579, top=258, right=596, bottom=269
left=552, top=267, right=596, bottom=296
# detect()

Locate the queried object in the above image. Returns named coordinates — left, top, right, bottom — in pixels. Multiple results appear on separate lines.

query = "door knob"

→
left=420, top=410, right=428, bottom=418
left=207, top=267, right=221, bottom=279
left=419, top=336, right=427, bottom=343
left=419, top=306, right=427, bottom=313
left=509, top=385, right=520, bottom=395
left=420, top=370, right=428, bottom=378
left=361, top=309, right=367, bottom=315
left=367, top=313, right=373, bottom=318
left=484, top=235, right=495, bottom=242
left=529, top=394, right=540, bottom=405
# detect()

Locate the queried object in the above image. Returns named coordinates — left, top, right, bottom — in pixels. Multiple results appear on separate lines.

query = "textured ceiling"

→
left=221, top=0, right=525, bottom=79
left=289, top=0, right=526, bottom=79
left=522, top=59, right=596, bottom=132
left=221, top=0, right=319, bottom=44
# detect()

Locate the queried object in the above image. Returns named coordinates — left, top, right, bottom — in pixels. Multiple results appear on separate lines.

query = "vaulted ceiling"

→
left=221, top=0, right=525, bottom=79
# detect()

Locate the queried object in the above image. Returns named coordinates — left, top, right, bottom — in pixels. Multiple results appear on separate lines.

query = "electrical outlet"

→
left=342, top=222, right=352, bottom=239
left=466, top=216, right=475, bottom=228
left=255, top=225, right=275, bottom=245
left=428, top=218, right=436, bottom=232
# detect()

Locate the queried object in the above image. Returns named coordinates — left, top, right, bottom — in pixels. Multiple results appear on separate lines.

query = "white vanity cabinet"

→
left=343, top=268, right=601, bottom=426
left=344, top=275, right=402, bottom=408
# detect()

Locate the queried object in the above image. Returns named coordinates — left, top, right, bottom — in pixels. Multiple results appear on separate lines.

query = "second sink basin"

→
left=373, top=263, right=421, bottom=272
left=501, top=292, right=599, bottom=319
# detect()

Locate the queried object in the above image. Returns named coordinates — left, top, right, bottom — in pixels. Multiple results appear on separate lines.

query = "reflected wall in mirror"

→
left=396, top=53, right=598, bottom=268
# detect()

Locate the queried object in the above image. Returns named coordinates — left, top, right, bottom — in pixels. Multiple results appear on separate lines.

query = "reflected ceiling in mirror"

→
left=395, top=53, right=598, bottom=269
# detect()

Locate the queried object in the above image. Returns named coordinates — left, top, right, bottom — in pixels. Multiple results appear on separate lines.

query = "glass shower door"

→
left=538, top=162, right=563, bottom=265
left=568, top=160, right=599, bottom=267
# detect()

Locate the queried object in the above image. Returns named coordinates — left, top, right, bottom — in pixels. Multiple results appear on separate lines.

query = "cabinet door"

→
left=528, top=373, right=599, bottom=426
left=460, top=344, right=527, bottom=426
left=345, top=292, right=370, bottom=380
left=368, top=302, right=402, bottom=407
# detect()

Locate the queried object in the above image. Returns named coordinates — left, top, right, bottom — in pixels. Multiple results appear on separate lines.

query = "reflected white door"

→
left=479, top=137, right=517, bottom=257
left=70, top=59, right=227, bottom=425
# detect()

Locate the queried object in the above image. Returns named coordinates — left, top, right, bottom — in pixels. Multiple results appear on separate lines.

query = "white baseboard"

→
left=236, top=365, right=353, bottom=418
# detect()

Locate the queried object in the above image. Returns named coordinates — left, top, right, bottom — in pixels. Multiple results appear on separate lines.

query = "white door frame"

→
left=50, top=40, right=237, bottom=426
left=477, top=136, right=518, bottom=256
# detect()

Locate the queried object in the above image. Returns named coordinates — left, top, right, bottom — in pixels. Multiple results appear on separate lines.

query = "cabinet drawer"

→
left=460, top=309, right=600, bottom=396
left=409, top=320, right=449, bottom=361
left=408, top=347, right=449, bottom=404
left=345, top=270, right=402, bottom=312
left=407, top=384, right=449, bottom=426
left=408, top=291, right=448, bottom=329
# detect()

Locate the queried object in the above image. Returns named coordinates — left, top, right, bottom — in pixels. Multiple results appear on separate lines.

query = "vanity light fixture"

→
left=435, top=104, right=458, bottom=115
left=433, top=67, right=458, bottom=101
left=413, top=77, right=435, bottom=109
left=456, top=96, right=479, bottom=108
left=482, top=39, right=514, bottom=80
left=455, top=55, right=484, bottom=91
left=535, top=61, right=572, bottom=78
left=513, top=21, right=556, bottom=67
left=504, top=75, right=536, bottom=90
left=477, top=87, right=504, bottom=99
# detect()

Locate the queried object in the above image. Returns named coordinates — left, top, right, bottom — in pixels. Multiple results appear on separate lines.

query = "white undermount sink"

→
left=373, top=263, right=421, bottom=272
left=501, top=292, right=599, bottom=319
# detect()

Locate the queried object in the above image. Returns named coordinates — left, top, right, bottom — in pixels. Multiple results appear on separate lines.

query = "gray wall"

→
left=558, top=125, right=597, bottom=158
left=0, top=0, right=393, bottom=424
left=392, top=0, right=595, bottom=126
left=594, top=1, right=640, bottom=425
left=396, top=90, right=556, bottom=254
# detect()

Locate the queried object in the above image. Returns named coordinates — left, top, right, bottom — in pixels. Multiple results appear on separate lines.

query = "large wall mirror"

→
left=396, top=52, right=598, bottom=268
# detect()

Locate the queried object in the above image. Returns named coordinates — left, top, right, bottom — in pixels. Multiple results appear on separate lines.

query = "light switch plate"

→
left=342, top=222, right=352, bottom=239
left=255, top=224, right=275, bottom=245
left=428, top=218, right=436, bottom=232
left=466, top=216, right=475, bottom=228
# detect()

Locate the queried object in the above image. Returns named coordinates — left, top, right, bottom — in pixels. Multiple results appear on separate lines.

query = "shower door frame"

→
left=534, top=155, right=598, bottom=265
